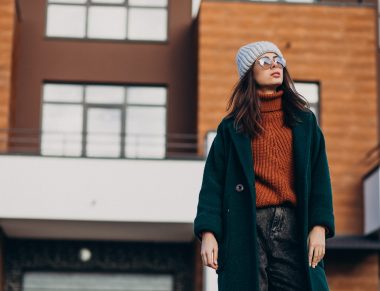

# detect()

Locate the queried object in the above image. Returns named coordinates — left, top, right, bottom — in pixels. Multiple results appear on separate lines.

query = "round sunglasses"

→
left=255, top=55, right=286, bottom=70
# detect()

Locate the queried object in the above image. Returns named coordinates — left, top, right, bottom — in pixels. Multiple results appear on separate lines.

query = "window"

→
left=45, top=0, right=168, bottom=41
left=204, top=130, right=216, bottom=157
left=294, top=82, right=320, bottom=122
left=41, top=83, right=167, bottom=158
left=23, top=271, right=174, bottom=291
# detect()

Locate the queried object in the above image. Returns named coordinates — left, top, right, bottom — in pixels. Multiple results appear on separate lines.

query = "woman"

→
left=193, top=41, right=335, bottom=291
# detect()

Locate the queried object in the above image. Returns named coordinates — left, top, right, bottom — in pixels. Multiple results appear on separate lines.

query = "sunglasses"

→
left=255, top=55, right=286, bottom=70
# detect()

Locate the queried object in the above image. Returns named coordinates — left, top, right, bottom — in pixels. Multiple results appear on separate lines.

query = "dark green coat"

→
left=193, top=108, right=335, bottom=291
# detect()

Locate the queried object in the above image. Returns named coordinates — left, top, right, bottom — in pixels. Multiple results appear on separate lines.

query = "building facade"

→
left=1, top=0, right=380, bottom=290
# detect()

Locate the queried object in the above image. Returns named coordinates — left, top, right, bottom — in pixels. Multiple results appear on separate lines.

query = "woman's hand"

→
left=307, top=225, right=326, bottom=268
left=200, top=231, right=219, bottom=270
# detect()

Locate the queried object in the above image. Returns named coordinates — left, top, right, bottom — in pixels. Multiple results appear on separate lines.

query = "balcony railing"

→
left=0, top=128, right=208, bottom=160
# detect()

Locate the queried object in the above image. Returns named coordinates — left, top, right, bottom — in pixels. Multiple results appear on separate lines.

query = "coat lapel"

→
left=226, top=121, right=255, bottom=185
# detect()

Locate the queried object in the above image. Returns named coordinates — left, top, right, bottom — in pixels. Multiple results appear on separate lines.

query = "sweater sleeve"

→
left=193, top=121, right=226, bottom=243
left=308, top=113, right=336, bottom=239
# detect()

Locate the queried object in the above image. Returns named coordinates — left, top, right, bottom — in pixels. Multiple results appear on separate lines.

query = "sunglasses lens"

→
left=276, top=56, right=286, bottom=68
left=258, top=56, right=286, bottom=69
left=260, top=57, right=272, bottom=69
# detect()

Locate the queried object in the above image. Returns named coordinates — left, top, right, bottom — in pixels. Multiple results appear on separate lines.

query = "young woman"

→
left=193, top=41, right=335, bottom=291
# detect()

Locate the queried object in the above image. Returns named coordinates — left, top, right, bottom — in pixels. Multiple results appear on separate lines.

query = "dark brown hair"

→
left=225, top=64, right=312, bottom=138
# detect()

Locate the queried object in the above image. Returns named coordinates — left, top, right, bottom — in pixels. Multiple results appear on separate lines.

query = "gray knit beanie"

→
left=235, top=40, right=284, bottom=79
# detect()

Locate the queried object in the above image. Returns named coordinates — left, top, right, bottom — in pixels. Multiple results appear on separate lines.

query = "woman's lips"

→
left=271, top=73, right=280, bottom=77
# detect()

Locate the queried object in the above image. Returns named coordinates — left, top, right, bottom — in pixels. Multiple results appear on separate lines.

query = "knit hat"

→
left=235, top=41, right=284, bottom=79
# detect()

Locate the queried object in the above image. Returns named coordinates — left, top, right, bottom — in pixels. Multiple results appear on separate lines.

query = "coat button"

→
left=235, top=183, right=244, bottom=192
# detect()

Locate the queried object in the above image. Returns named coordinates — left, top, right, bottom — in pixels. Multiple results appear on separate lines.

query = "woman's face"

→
left=252, top=52, right=284, bottom=91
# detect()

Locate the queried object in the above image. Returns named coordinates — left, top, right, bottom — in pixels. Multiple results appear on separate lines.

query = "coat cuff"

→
left=309, top=207, right=335, bottom=239
left=194, top=214, right=222, bottom=243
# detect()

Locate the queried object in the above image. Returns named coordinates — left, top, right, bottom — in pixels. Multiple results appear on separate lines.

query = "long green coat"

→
left=193, top=108, right=335, bottom=291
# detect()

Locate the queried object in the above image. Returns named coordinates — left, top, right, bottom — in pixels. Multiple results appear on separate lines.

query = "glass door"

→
left=84, top=105, right=123, bottom=158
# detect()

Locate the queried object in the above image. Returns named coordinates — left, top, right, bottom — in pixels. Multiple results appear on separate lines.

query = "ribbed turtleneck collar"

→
left=257, top=89, right=284, bottom=113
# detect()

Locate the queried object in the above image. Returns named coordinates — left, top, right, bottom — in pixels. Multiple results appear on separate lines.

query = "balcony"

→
left=0, top=128, right=211, bottom=242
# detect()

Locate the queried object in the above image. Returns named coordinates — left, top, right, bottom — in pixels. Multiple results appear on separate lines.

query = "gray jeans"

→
left=256, top=202, right=308, bottom=291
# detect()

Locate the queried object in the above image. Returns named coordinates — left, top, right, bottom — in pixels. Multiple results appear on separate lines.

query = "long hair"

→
left=225, top=64, right=312, bottom=138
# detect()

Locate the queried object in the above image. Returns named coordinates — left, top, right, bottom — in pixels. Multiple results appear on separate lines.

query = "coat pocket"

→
left=216, top=241, right=226, bottom=274
left=216, top=211, right=231, bottom=274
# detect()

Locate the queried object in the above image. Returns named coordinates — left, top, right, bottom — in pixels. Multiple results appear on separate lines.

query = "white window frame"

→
left=41, top=83, right=167, bottom=159
left=45, top=0, right=168, bottom=42
left=294, top=81, right=320, bottom=123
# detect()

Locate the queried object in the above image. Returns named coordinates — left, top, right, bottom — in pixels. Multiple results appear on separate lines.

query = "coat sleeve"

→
left=193, top=121, right=226, bottom=243
left=308, top=113, right=336, bottom=239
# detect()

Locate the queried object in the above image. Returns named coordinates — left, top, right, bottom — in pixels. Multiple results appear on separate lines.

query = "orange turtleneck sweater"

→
left=252, top=89, right=297, bottom=208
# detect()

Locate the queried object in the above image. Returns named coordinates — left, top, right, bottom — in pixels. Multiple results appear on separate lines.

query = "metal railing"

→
left=0, top=128, right=208, bottom=160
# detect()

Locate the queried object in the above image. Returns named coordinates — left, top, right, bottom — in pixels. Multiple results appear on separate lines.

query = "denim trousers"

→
left=256, top=202, right=308, bottom=291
